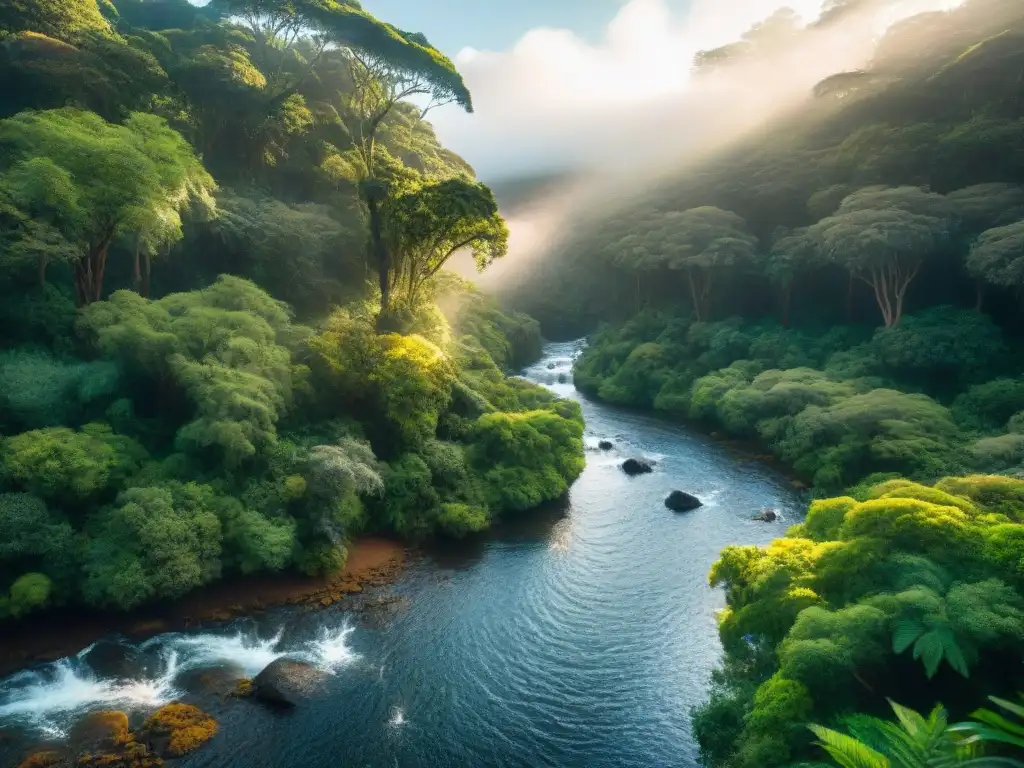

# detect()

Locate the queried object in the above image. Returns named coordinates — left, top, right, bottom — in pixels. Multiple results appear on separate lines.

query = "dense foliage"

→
left=493, top=2, right=1024, bottom=765
left=0, top=0, right=583, bottom=621
left=693, top=475, right=1024, bottom=768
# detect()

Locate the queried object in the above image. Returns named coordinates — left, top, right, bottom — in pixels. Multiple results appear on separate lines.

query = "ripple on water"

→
left=0, top=340, right=803, bottom=768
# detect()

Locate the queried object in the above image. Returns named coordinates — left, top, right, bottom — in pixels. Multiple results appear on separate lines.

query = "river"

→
left=0, top=341, right=804, bottom=768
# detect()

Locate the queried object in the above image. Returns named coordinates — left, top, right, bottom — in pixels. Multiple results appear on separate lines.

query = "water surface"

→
left=0, top=341, right=803, bottom=768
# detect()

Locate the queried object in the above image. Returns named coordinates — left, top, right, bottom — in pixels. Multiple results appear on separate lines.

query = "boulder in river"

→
left=81, top=640, right=142, bottom=680
left=665, top=491, right=702, bottom=512
left=253, top=658, right=325, bottom=708
left=598, top=440, right=614, bottom=451
left=139, top=703, right=218, bottom=758
left=621, top=458, right=654, bottom=476
left=753, top=508, right=779, bottom=523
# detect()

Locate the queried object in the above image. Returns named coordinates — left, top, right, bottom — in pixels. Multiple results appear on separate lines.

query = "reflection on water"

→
left=0, top=340, right=803, bottom=768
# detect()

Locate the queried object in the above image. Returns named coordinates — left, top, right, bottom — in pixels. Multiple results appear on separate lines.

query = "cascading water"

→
left=0, top=341, right=804, bottom=768
left=0, top=619, right=359, bottom=740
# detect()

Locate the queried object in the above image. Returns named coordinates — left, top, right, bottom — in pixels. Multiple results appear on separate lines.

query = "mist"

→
left=431, top=0, right=966, bottom=289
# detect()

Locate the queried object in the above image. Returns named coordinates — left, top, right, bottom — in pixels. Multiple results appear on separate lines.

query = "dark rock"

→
left=598, top=440, right=614, bottom=451
left=176, top=664, right=247, bottom=697
left=253, top=659, right=325, bottom=708
left=621, top=458, right=654, bottom=476
left=546, top=362, right=556, bottom=369
left=665, top=491, right=702, bottom=512
left=81, top=640, right=142, bottom=681
left=557, top=373, right=568, bottom=383
left=754, top=508, right=779, bottom=523
left=69, top=711, right=131, bottom=753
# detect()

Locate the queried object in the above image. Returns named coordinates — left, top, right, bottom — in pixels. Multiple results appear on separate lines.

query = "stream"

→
left=0, top=341, right=804, bottom=768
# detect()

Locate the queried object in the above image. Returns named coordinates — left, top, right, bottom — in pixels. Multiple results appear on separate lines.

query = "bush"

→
left=697, top=476, right=1024, bottom=768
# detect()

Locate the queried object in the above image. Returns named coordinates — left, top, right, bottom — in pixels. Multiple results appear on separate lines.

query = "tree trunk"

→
left=845, top=272, right=855, bottom=323
left=142, top=249, right=152, bottom=299
left=38, top=255, right=48, bottom=288
left=367, top=195, right=391, bottom=316
left=975, top=281, right=985, bottom=311
left=72, top=237, right=112, bottom=307
left=132, top=234, right=142, bottom=293
left=687, top=270, right=703, bottom=321
left=781, top=281, right=793, bottom=328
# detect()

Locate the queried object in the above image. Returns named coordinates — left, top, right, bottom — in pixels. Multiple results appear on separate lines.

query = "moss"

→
left=232, top=678, right=254, bottom=698
left=18, top=752, right=64, bottom=768
left=71, top=710, right=131, bottom=749
left=140, top=703, right=217, bottom=758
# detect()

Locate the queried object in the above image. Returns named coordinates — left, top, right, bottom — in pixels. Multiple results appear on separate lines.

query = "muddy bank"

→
left=0, top=538, right=407, bottom=678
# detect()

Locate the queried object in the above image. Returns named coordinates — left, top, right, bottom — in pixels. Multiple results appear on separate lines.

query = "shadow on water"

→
left=424, top=494, right=573, bottom=570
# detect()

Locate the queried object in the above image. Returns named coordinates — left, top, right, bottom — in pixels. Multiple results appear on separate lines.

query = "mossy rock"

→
left=70, top=711, right=131, bottom=751
left=232, top=679, right=254, bottom=698
left=18, top=752, right=65, bottom=768
left=138, top=704, right=217, bottom=758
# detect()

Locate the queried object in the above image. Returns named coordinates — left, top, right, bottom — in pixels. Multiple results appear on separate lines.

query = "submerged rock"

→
left=598, top=440, right=614, bottom=451
left=665, top=491, right=702, bottom=512
left=81, top=640, right=142, bottom=681
left=139, top=703, right=217, bottom=758
left=621, top=458, right=654, bottom=476
left=176, top=665, right=247, bottom=698
left=753, top=508, right=779, bottom=523
left=253, top=659, right=325, bottom=708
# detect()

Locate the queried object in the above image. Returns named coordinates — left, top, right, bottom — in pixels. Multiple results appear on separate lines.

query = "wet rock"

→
left=231, top=679, right=254, bottom=698
left=665, top=491, right=702, bottom=512
left=82, top=641, right=143, bottom=681
left=138, top=703, right=217, bottom=758
left=253, top=659, right=325, bottom=708
left=621, top=458, right=654, bottom=476
left=547, top=362, right=556, bottom=369
left=753, top=508, right=778, bottom=523
left=18, top=751, right=66, bottom=768
left=598, top=440, right=614, bottom=451
left=175, top=665, right=247, bottom=698
left=70, top=711, right=131, bottom=752
left=557, top=373, right=568, bottom=383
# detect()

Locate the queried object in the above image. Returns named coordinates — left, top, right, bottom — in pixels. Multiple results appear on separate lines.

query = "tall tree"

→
left=212, top=0, right=474, bottom=315
left=386, top=178, right=508, bottom=306
left=967, top=220, right=1024, bottom=293
left=810, top=187, right=952, bottom=328
left=0, top=108, right=214, bottom=305
left=767, top=226, right=827, bottom=327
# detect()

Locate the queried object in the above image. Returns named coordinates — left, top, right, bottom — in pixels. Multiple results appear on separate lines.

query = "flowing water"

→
left=0, top=341, right=804, bottom=768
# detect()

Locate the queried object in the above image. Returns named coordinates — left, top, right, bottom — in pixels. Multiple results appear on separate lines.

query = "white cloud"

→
left=427, top=0, right=963, bottom=180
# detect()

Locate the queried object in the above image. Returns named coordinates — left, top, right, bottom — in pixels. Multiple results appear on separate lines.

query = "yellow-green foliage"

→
left=694, top=475, right=1024, bottom=768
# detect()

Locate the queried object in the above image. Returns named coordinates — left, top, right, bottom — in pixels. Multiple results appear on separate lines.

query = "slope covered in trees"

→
left=0, top=0, right=584, bottom=621
left=496, top=1, right=1024, bottom=766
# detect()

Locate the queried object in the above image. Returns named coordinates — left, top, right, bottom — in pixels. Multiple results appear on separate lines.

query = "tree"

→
left=615, top=207, right=758, bottom=321
left=0, top=109, right=215, bottom=305
left=810, top=187, right=953, bottom=327
left=767, top=227, right=827, bottom=326
left=967, top=221, right=1024, bottom=292
left=0, top=0, right=113, bottom=42
left=212, top=0, right=474, bottom=315
left=386, top=178, right=508, bottom=306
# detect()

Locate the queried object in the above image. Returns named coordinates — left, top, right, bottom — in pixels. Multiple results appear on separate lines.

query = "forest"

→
left=497, top=0, right=1024, bottom=766
left=0, top=0, right=584, bottom=620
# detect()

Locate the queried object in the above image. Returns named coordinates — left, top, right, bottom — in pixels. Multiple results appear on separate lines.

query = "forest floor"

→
left=0, top=537, right=408, bottom=678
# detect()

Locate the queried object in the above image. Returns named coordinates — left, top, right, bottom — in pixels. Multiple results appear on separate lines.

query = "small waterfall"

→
left=0, top=619, right=360, bottom=739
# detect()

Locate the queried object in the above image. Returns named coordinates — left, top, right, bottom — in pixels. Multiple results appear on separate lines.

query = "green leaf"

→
left=809, top=724, right=891, bottom=768
left=893, top=619, right=925, bottom=654
left=913, top=631, right=945, bottom=679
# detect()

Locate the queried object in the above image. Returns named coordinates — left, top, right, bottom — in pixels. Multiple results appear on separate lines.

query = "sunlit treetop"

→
left=212, top=0, right=472, bottom=111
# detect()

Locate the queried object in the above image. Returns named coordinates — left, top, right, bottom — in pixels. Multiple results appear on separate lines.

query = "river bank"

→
left=0, top=538, right=406, bottom=678
left=0, top=342, right=804, bottom=768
